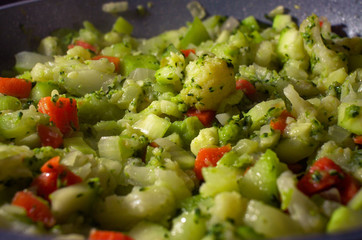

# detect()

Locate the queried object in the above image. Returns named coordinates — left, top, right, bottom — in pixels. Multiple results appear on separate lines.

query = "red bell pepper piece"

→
left=180, top=49, right=196, bottom=57
left=38, top=96, right=79, bottom=135
left=235, top=79, right=256, bottom=98
left=186, top=108, right=216, bottom=127
left=270, top=110, right=294, bottom=133
left=89, top=230, right=135, bottom=240
left=37, top=124, right=63, bottom=148
left=0, top=77, right=32, bottom=98
left=12, top=190, right=55, bottom=227
left=194, top=145, right=231, bottom=180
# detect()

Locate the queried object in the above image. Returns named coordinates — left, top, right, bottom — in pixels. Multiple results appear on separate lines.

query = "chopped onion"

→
left=327, top=125, right=351, bottom=145
left=220, top=16, right=240, bottom=32
left=215, top=113, right=231, bottom=126
left=267, top=5, right=284, bottom=18
left=129, top=68, right=156, bottom=81
left=187, top=1, right=206, bottom=19
left=102, top=1, right=128, bottom=14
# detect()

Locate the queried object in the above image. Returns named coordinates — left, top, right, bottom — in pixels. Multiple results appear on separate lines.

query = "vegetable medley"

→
left=0, top=4, right=362, bottom=240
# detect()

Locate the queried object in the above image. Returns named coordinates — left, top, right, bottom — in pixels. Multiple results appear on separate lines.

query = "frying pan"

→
left=0, top=0, right=361, bottom=239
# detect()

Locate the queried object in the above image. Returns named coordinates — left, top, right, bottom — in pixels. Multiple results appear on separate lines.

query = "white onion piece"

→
left=102, top=1, right=128, bottom=14
left=327, top=125, right=351, bottom=145
left=221, top=16, right=240, bottom=32
left=215, top=113, right=231, bottom=126
left=187, top=1, right=206, bottom=19
left=129, top=68, right=156, bottom=81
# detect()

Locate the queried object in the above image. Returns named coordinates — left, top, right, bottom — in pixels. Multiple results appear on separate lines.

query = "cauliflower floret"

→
left=180, top=55, right=235, bottom=110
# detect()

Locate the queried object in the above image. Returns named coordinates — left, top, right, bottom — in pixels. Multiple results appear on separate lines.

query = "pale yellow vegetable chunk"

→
left=180, top=55, right=235, bottom=110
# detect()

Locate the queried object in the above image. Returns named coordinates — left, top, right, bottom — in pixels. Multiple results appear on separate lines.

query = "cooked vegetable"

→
left=0, top=5, right=361, bottom=240
left=0, top=77, right=32, bottom=98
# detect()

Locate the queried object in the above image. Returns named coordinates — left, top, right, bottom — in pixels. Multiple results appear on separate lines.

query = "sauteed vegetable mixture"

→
left=0, top=5, right=362, bottom=240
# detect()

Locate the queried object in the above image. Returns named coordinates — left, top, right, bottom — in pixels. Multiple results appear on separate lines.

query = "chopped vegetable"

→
left=186, top=108, right=216, bottom=127
left=0, top=7, right=361, bottom=240
left=297, top=157, right=360, bottom=204
left=37, top=124, right=63, bottom=148
left=68, top=40, right=98, bottom=53
left=92, top=55, right=121, bottom=73
left=270, top=110, right=294, bottom=133
left=11, top=190, right=55, bottom=227
left=32, top=156, right=82, bottom=199
left=0, top=77, right=32, bottom=98
left=38, top=96, right=79, bottom=135
left=89, top=229, right=134, bottom=240
left=194, top=145, right=231, bottom=180
left=180, top=48, right=196, bottom=57
left=235, top=79, right=256, bottom=98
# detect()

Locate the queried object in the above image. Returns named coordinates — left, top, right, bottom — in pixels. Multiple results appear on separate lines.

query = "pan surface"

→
left=0, top=0, right=361, bottom=239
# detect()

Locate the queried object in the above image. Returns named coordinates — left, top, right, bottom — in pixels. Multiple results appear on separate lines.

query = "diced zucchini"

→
left=0, top=144, right=33, bottom=181
left=112, top=16, right=133, bottom=35
left=50, top=182, right=96, bottom=222
left=101, top=42, right=132, bottom=58
left=154, top=138, right=195, bottom=169
left=133, top=113, right=171, bottom=140
left=273, top=14, right=296, bottom=32
left=122, top=54, right=159, bottom=77
left=95, top=185, right=175, bottom=230
left=129, top=221, right=170, bottom=240
left=167, top=116, right=204, bottom=147
left=245, top=99, right=285, bottom=130
left=98, top=135, right=144, bottom=162
left=0, top=107, right=48, bottom=140
left=338, top=101, right=362, bottom=135
left=30, top=81, right=60, bottom=102
left=348, top=188, right=362, bottom=210
left=277, top=27, right=306, bottom=62
left=170, top=210, right=207, bottom=240
left=239, top=149, right=286, bottom=205
left=0, top=96, right=21, bottom=111
left=241, top=16, right=260, bottom=32
left=200, top=165, right=242, bottom=197
left=180, top=17, right=210, bottom=49
left=244, top=200, right=303, bottom=238
left=277, top=171, right=327, bottom=232
left=63, top=136, right=97, bottom=156
left=327, top=206, right=362, bottom=233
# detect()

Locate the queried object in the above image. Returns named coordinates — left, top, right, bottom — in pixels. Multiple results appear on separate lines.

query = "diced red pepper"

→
left=38, top=96, right=79, bottom=135
left=194, top=145, right=231, bottom=180
left=68, top=40, right=98, bottom=53
left=12, top=191, right=55, bottom=228
left=338, top=174, right=360, bottom=205
left=37, top=124, right=63, bottom=148
left=297, top=157, right=360, bottom=204
left=89, top=230, right=135, bottom=240
left=186, top=108, right=216, bottom=127
left=270, top=110, right=294, bottom=133
left=0, top=77, right=32, bottom=98
left=32, top=172, right=58, bottom=200
left=40, top=156, right=64, bottom=173
left=235, top=79, right=256, bottom=97
left=92, top=56, right=121, bottom=73
left=149, top=142, right=159, bottom=148
left=353, top=135, right=362, bottom=145
left=180, top=49, right=196, bottom=57
left=32, top=156, right=82, bottom=199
